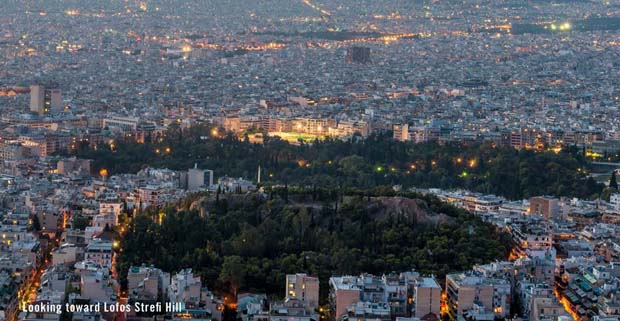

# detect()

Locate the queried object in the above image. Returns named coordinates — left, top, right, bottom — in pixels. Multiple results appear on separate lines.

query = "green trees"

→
left=30, top=215, right=41, bottom=232
left=70, top=126, right=603, bottom=201
left=117, top=190, right=508, bottom=303
left=71, top=214, right=90, bottom=230
left=610, top=171, right=618, bottom=190
left=219, top=256, right=246, bottom=296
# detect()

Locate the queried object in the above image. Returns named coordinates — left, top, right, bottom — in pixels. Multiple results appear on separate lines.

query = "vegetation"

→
left=71, top=214, right=90, bottom=230
left=610, top=171, right=618, bottom=190
left=71, top=123, right=603, bottom=200
left=116, top=188, right=511, bottom=302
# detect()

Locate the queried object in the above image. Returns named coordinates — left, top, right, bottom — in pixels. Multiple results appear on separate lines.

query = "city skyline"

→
left=2, top=1, right=620, bottom=321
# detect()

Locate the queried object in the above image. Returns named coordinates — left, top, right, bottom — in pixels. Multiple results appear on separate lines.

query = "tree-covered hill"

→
left=116, top=189, right=511, bottom=302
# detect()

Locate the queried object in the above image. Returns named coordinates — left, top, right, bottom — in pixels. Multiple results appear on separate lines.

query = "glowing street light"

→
left=469, top=159, right=477, bottom=168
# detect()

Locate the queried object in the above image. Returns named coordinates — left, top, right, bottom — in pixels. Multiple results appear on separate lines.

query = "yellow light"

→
left=469, top=159, right=477, bottom=168
left=65, top=9, right=80, bottom=16
left=99, top=168, right=108, bottom=177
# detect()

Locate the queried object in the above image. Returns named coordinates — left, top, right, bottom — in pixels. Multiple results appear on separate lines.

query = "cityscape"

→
left=2, top=1, right=620, bottom=321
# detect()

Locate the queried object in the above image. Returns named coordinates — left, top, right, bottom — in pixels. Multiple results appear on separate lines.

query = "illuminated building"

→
left=84, top=239, right=113, bottom=268
left=530, top=297, right=570, bottom=321
left=508, top=221, right=553, bottom=259
left=445, top=272, right=510, bottom=319
left=286, top=274, right=320, bottom=310
left=392, top=124, right=409, bottom=142
left=29, top=85, right=62, bottom=115
left=0, top=141, right=28, bottom=161
left=103, top=115, right=140, bottom=132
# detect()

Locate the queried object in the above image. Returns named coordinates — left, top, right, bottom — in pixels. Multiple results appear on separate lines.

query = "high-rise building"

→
left=30, top=85, right=62, bottom=115
left=285, top=274, right=320, bottom=310
left=346, top=46, right=371, bottom=64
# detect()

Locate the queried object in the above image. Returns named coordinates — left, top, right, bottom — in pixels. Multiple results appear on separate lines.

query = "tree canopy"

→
left=71, top=124, right=603, bottom=200
left=117, top=189, right=510, bottom=302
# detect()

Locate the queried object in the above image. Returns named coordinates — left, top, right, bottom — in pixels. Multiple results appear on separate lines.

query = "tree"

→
left=219, top=256, right=246, bottom=296
left=72, top=215, right=89, bottom=230
left=70, top=130, right=603, bottom=201
left=610, top=171, right=618, bottom=190
left=31, top=215, right=41, bottom=232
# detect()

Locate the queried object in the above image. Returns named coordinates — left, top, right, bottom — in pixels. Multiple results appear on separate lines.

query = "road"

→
left=5, top=234, right=60, bottom=321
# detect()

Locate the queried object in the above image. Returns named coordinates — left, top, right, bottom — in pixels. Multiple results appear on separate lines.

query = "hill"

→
left=117, top=189, right=510, bottom=302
